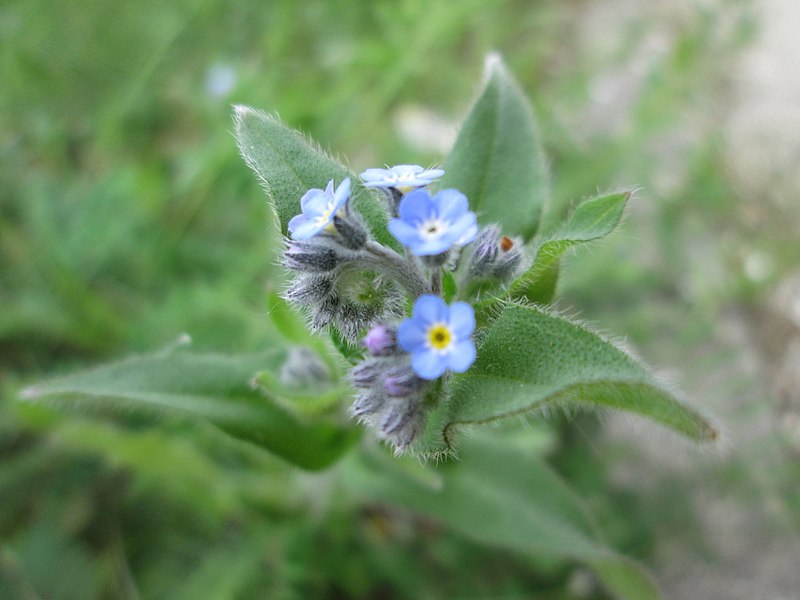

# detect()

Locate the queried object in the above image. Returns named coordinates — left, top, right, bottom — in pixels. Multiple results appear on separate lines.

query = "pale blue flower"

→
left=288, top=178, right=351, bottom=239
left=360, top=164, right=444, bottom=190
left=397, top=295, right=476, bottom=380
left=388, top=188, right=478, bottom=256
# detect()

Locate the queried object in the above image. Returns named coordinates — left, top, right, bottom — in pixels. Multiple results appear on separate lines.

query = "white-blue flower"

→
left=397, top=295, right=476, bottom=380
left=388, top=188, right=478, bottom=256
left=287, top=178, right=351, bottom=240
left=360, top=164, right=444, bottom=190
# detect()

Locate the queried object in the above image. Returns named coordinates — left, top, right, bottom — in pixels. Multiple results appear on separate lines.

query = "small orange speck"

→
left=500, top=236, right=514, bottom=252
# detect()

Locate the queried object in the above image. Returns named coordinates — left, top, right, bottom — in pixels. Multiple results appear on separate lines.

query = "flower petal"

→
left=446, top=340, right=476, bottom=373
left=412, top=348, right=448, bottom=380
left=360, top=168, right=390, bottom=183
left=393, top=164, right=424, bottom=176
left=434, top=189, right=469, bottom=221
left=397, top=319, right=427, bottom=352
left=422, top=168, right=445, bottom=180
left=388, top=219, right=421, bottom=247
left=398, top=189, right=433, bottom=224
left=290, top=218, right=322, bottom=240
left=333, top=177, right=351, bottom=206
left=413, top=295, right=448, bottom=325
left=300, top=188, right=329, bottom=216
left=450, top=212, right=479, bottom=246
left=448, top=302, right=476, bottom=339
left=287, top=214, right=307, bottom=235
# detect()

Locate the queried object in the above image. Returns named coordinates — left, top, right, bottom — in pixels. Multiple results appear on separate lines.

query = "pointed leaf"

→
left=234, top=106, right=394, bottom=247
left=510, top=191, right=630, bottom=304
left=440, top=54, right=548, bottom=241
left=345, top=437, right=661, bottom=600
left=20, top=350, right=358, bottom=470
left=435, top=303, right=716, bottom=452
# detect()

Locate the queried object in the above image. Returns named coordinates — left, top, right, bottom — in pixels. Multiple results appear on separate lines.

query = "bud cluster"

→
left=349, top=325, right=428, bottom=453
left=467, top=224, right=523, bottom=281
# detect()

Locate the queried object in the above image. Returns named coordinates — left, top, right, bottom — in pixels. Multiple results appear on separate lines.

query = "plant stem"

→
left=363, top=241, right=430, bottom=298
left=431, top=268, right=442, bottom=296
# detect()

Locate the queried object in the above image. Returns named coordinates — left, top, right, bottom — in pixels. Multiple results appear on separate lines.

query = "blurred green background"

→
left=2, top=0, right=800, bottom=597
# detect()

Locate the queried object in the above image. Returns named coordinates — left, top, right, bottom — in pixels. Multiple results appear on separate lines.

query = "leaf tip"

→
left=482, top=51, right=507, bottom=83
left=232, top=103, right=255, bottom=123
left=232, top=105, right=275, bottom=137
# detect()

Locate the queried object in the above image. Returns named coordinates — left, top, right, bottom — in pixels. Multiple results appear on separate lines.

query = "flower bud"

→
left=348, top=358, right=384, bottom=389
left=333, top=214, right=367, bottom=250
left=331, top=272, right=404, bottom=343
left=279, top=347, right=330, bottom=388
left=468, top=225, right=523, bottom=280
left=363, top=324, right=397, bottom=356
left=285, top=274, right=334, bottom=306
left=468, top=225, right=500, bottom=276
left=383, top=367, right=424, bottom=397
left=351, top=392, right=382, bottom=420
left=309, top=294, right=340, bottom=331
left=284, top=242, right=339, bottom=272
left=380, top=398, right=424, bottom=452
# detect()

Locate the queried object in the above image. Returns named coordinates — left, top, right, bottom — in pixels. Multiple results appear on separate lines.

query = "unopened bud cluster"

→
left=467, top=224, right=523, bottom=281
left=280, top=165, right=525, bottom=452
left=349, top=326, right=427, bottom=452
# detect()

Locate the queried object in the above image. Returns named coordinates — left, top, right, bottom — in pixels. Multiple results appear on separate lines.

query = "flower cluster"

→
left=281, top=165, right=523, bottom=452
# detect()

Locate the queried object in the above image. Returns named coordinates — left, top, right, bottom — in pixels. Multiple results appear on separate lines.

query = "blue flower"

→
left=397, top=295, right=476, bottom=380
left=388, top=188, right=478, bottom=256
left=360, top=165, right=444, bottom=190
left=288, top=178, right=351, bottom=239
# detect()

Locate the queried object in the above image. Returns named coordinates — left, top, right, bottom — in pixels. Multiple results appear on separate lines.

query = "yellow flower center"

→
left=427, top=323, right=452, bottom=350
left=317, top=205, right=335, bottom=225
left=317, top=204, right=338, bottom=232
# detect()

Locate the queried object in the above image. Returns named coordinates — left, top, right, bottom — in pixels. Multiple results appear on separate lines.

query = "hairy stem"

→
left=431, top=268, right=442, bottom=296
left=363, top=241, right=430, bottom=298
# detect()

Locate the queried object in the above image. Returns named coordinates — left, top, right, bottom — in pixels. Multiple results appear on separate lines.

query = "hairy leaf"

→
left=440, top=54, right=548, bottom=241
left=346, top=437, right=661, bottom=600
left=234, top=106, right=393, bottom=247
left=20, top=350, right=358, bottom=470
left=437, top=303, right=716, bottom=451
left=510, top=191, right=630, bottom=304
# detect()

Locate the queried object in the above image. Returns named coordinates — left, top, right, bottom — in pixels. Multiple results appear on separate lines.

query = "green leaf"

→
left=345, top=436, right=661, bottom=600
left=328, top=324, right=365, bottom=363
left=233, top=106, right=394, bottom=247
left=265, top=292, right=344, bottom=373
left=251, top=369, right=348, bottom=417
left=510, top=191, right=630, bottom=305
left=440, top=53, right=548, bottom=241
left=441, top=270, right=457, bottom=303
left=19, top=349, right=358, bottom=470
left=266, top=291, right=313, bottom=345
left=435, top=303, right=716, bottom=452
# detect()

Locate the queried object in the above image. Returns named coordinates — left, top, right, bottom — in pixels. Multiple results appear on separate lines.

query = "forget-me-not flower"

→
left=288, top=177, right=351, bottom=239
left=388, top=188, right=478, bottom=256
left=397, top=295, right=476, bottom=380
left=360, top=165, right=444, bottom=190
